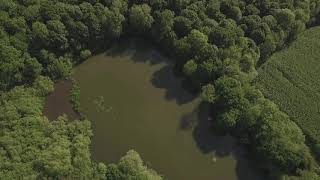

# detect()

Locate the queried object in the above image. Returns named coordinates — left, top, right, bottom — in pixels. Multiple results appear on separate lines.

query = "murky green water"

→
left=45, top=40, right=260, bottom=180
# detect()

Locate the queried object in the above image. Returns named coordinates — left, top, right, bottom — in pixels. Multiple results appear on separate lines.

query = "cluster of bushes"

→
left=1, top=0, right=320, bottom=179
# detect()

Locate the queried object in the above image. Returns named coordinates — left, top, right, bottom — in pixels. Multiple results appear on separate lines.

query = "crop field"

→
left=256, top=27, right=320, bottom=146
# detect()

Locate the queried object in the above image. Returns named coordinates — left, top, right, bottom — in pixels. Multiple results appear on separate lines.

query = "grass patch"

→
left=256, top=27, right=320, bottom=156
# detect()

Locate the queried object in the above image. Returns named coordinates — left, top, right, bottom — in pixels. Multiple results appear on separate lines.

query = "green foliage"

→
left=151, top=9, right=176, bottom=49
left=0, top=43, right=24, bottom=90
left=23, top=56, right=42, bottom=82
left=105, top=3, right=128, bottom=38
left=256, top=27, right=320, bottom=161
left=0, top=84, right=99, bottom=179
left=80, top=49, right=92, bottom=61
left=129, top=4, right=154, bottom=34
left=274, top=9, right=296, bottom=30
left=251, top=100, right=311, bottom=172
left=201, top=84, right=216, bottom=103
left=215, top=76, right=245, bottom=108
left=107, top=150, right=162, bottom=180
left=183, top=59, right=197, bottom=76
left=32, top=21, right=49, bottom=45
left=209, top=73, right=315, bottom=174
left=187, top=29, right=208, bottom=54
left=70, top=80, right=81, bottom=113
left=32, top=75, right=54, bottom=96
left=106, top=150, right=163, bottom=180
left=47, top=57, right=72, bottom=79
left=47, top=20, right=69, bottom=50
left=281, top=170, right=320, bottom=180
left=1, top=0, right=320, bottom=179
left=174, top=16, right=192, bottom=37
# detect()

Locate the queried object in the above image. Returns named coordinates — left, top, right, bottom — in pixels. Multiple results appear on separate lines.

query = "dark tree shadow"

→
left=180, top=102, right=264, bottom=180
left=103, top=38, right=198, bottom=105
left=151, top=65, right=197, bottom=105
left=104, top=38, right=168, bottom=66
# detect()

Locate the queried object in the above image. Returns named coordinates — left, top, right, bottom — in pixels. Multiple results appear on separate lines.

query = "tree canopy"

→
left=1, top=0, right=320, bottom=179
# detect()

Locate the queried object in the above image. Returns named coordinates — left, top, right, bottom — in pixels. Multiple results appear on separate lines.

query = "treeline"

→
left=146, top=0, right=320, bottom=179
left=1, top=0, right=320, bottom=179
left=0, top=0, right=128, bottom=90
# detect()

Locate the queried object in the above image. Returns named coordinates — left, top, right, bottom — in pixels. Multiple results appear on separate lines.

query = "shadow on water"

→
left=105, top=38, right=198, bottom=105
left=105, top=38, right=167, bottom=65
left=180, top=102, right=263, bottom=180
left=150, top=65, right=197, bottom=105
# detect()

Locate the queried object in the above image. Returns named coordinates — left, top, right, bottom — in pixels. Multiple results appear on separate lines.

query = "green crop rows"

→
left=256, top=26, right=320, bottom=148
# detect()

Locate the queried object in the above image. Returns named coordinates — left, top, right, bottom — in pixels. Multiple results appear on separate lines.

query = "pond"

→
left=44, top=40, right=261, bottom=180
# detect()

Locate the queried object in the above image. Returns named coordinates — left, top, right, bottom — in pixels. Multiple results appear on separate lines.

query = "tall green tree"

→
left=129, top=4, right=154, bottom=34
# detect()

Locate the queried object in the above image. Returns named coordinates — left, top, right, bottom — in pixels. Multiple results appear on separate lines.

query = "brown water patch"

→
left=43, top=80, right=79, bottom=120
left=71, top=39, right=262, bottom=180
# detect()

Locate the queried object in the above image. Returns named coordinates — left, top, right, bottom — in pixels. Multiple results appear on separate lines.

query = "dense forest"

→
left=1, top=0, right=320, bottom=179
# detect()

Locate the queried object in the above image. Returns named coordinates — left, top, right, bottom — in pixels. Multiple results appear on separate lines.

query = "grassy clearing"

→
left=256, top=27, right=320, bottom=150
